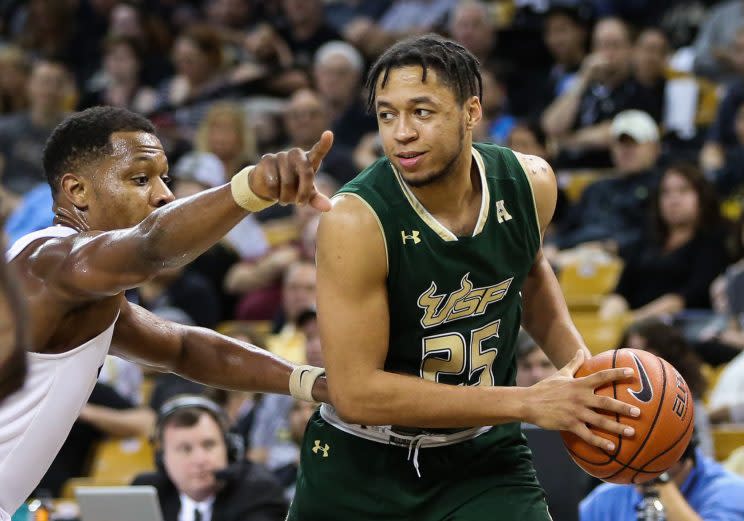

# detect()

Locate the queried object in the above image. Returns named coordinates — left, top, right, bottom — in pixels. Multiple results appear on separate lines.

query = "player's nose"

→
left=394, top=117, right=418, bottom=143
left=153, top=183, right=176, bottom=208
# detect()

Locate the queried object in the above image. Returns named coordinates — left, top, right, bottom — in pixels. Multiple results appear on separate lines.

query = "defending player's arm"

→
left=110, top=300, right=328, bottom=402
left=38, top=133, right=333, bottom=299
left=318, top=196, right=636, bottom=448
left=515, top=152, right=590, bottom=368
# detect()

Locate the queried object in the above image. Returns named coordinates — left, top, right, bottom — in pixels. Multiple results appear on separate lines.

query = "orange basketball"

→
left=560, top=348, right=695, bottom=484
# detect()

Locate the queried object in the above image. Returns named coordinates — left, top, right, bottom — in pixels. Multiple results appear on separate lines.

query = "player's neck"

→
left=410, top=149, right=481, bottom=230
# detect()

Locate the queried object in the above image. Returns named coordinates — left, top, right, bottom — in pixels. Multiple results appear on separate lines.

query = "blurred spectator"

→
left=313, top=41, right=376, bottom=148
left=134, top=396, right=287, bottom=521
left=107, top=1, right=173, bottom=87
left=474, top=67, right=515, bottom=145
left=276, top=0, right=342, bottom=70
left=3, top=184, right=54, bottom=247
left=537, top=3, right=590, bottom=115
left=551, top=110, right=661, bottom=255
left=14, top=0, right=76, bottom=63
left=154, top=25, right=229, bottom=144
left=619, top=318, right=714, bottom=457
left=262, top=261, right=317, bottom=364
left=0, top=58, right=71, bottom=214
left=324, top=0, right=392, bottom=34
left=139, top=265, right=221, bottom=329
left=98, top=355, right=146, bottom=405
left=600, top=163, right=728, bottom=322
left=700, top=27, right=744, bottom=175
left=507, top=120, right=551, bottom=160
left=36, top=382, right=155, bottom=497
left=632, top=27, right=669, bottom=125
left=542, top=17, right=661, bottom=168
left=692, top=0, right=744, bottom=82
left=708, top=350, right=744, bottom=425
left=169, top=151, right=263, bottom=323
left=580, top=439, right=744, bottom=521
left=195, top=101, right=258, bottom=178
left=515, top=331, right=557, bottom=387
left=448, top=1, right=498, bottom=70
left=281, top=88, right=356, bottom=184
left=241, top=24, right=310, bottom=97
left=0, top=45, right=30, bottom=115
left=79, top=35, right=157, bottom=114
left=205, top=0, right=260, bottom=32
left=706, top=100, right=744, bottom=196
left=344, top=0, right=456, bottom=58
left=700, top=217, right=744, bottom=366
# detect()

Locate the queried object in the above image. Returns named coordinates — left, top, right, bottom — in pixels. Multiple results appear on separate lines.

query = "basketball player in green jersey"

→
left=288, top=34, right=640, bottom=520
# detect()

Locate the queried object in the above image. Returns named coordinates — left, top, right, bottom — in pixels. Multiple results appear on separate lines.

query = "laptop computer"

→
left=524, top=426, right=594, bottom=521
left=75, top=486, right=164, bottom=521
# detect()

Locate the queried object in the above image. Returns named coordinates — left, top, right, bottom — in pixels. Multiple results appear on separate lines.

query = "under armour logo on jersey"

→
left=495, top=200, right=513, bottom=223
left=401, top=230, right=421, bottom=244
left=312, top=440, right=330, bottom=457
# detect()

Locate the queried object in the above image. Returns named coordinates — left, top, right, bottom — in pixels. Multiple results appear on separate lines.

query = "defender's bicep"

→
left=34, top=230, right=151, bottom=300
left=316, top=196, right=390, bottom=397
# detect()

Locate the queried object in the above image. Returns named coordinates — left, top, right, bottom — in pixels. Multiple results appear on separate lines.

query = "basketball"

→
left=560, top=348, right=695, bottom=484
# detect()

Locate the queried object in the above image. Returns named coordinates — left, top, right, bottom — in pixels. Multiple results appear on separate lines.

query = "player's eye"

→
left=161, top=175, right=172, bottom=186
left=378, top=111, right=395, bottom=121
left=132, top=175, right=148, bottom=186
left=415, top=108, right=432, bottom=118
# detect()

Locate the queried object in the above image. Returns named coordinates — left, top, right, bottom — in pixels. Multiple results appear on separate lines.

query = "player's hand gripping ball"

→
left=560, top=348, right=695, bottom=484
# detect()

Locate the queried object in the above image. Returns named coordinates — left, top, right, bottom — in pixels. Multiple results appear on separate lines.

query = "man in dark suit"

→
left=133, top=395, right=287, bottom=521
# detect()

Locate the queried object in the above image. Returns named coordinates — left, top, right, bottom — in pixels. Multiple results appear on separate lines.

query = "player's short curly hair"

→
left=43, top=106, right=155, bottom=195
left=365, top=33, right=483, bottom=112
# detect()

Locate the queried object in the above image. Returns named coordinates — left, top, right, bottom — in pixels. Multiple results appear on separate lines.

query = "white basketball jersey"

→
left=0, top=226, right=119, bottom=518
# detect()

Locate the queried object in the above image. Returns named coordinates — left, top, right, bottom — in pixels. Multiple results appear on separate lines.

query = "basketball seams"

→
left=562, top=349, right=694, bottom=484
left=632, top=412, right=694, bottom=482
left=631, top=362, right=696, bottom=479
left=602, top=354, right=667, bottom=481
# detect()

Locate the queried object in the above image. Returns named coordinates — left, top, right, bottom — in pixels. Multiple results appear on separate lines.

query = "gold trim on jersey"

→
left=471, top=147, right=490, bottom=236
left=331, top=193, right=389, bottom=276
left=391, top=147, right=490, bottom=242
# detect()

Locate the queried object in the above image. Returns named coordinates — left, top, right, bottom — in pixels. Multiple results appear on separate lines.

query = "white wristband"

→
left=230, top=165, right=276, bottom=212
left=289, top=365, right=325, bottom=402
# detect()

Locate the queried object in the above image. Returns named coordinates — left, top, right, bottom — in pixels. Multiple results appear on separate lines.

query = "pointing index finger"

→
left=306, top=130, right=334, bottom=172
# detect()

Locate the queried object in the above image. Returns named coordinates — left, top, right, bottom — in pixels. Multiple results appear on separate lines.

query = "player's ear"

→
left=464, top=95, right=482, bottom=130
left=60, top=173, right=90, bottom=210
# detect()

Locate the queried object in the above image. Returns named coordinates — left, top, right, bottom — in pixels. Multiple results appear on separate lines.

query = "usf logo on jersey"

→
left=417, top=273, right=513, bottom=328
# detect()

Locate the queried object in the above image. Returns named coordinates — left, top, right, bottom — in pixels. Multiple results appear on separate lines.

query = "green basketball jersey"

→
left=336, top=142, right=541, bottom=392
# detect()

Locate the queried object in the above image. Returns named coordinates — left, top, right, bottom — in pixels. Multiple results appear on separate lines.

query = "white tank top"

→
left=0, top=226, right=119, bottom=518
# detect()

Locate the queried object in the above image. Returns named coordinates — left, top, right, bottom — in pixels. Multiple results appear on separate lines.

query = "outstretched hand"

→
left=249, top=130, right=335, bottom=212
left=523, top=349, right=640, bottom=452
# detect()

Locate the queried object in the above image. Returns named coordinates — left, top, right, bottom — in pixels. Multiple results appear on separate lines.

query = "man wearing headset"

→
left=133, top=395, right=287, bottom=521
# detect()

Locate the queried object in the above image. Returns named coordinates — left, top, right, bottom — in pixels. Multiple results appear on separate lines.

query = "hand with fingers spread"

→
left=248, top=130, right=334, bottom=212
left=522, top=349, right=640, bottom=452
